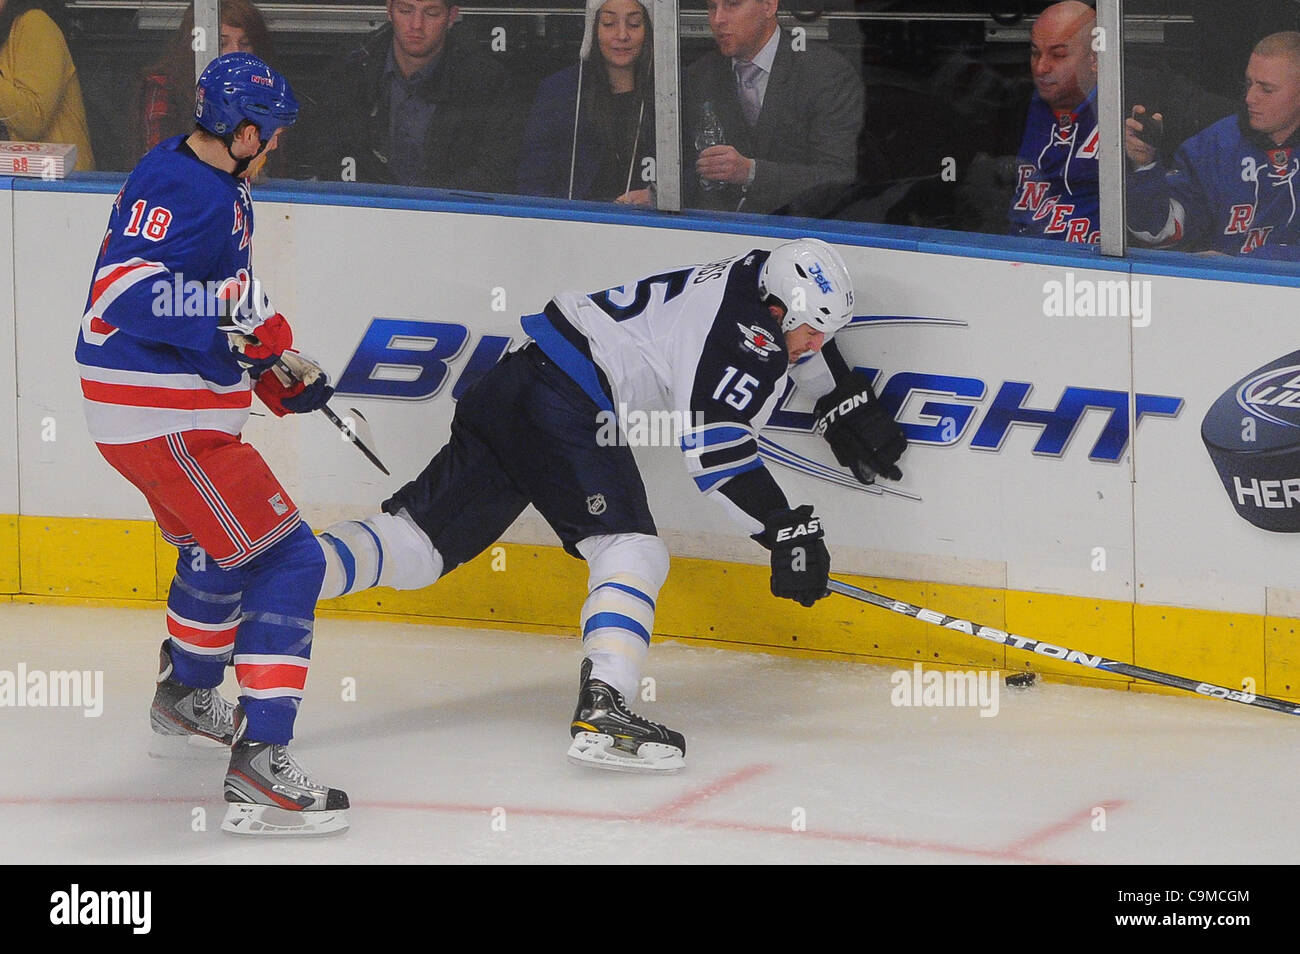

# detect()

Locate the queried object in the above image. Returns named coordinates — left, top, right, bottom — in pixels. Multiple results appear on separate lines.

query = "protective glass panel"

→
left=670, top=1, right=1114, bottom=242
left=1123, top=0, right=1300, bottom=266
left=4, top=1, right=113, bottom=173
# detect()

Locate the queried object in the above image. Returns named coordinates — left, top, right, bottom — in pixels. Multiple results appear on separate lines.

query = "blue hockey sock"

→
left=165, top=545, right=241, bottom=689
left=231, top=522, right=326, bottom=744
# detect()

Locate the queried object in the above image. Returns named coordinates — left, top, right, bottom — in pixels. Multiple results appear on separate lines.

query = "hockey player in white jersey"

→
left=317, top=238, right=906, bottom=772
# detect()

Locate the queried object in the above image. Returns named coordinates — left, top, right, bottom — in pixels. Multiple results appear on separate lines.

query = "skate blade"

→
left=567, top=732, right=685, bottom=775
left=221, top=801, right=349, bottom=837
left=148, top=732, right=230, bottom=760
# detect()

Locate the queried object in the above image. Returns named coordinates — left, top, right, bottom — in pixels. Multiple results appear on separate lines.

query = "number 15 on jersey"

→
left=714, top=366, right=759, bottom=410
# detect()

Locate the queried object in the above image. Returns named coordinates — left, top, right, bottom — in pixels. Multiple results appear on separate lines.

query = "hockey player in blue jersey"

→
left=1007, top=1, right=1101, bottom=244
left=75, top=53, right=348, bottom=834
left=314, top=238, right=907, bottom=773
left=1126, top=32, right=1300, bottom=260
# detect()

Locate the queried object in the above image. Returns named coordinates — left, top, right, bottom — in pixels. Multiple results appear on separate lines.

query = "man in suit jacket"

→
left=685, top=0, right=863, bottom=214
left=310, top=0, right=515, bottom=192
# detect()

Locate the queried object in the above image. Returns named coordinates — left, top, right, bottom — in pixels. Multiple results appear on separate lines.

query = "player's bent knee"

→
left=317, top=510, right=443, bottom=600
left=255, top=522, right=325, bottom=585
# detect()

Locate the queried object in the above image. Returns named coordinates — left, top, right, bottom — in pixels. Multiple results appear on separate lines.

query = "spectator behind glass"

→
left=1127, top=31, right=1300, bottom=260
left=1007, top=1, right=1100, bottom=244
left=683, top=0, right=863, bottom=215
left=311, top=0, right=514, bottom=192
left=0, top=0, right=94, bottom=170
left=518, top=0, right=655, bottom=205
left=130, top=1, right=272, bottom=159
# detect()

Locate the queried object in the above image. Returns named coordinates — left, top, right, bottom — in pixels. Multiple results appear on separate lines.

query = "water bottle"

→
left=695, top=101, right=727, bottom=193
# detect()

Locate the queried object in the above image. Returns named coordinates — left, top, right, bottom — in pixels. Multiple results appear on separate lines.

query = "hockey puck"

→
left=1004, top=672, right=1037, bottom=688
left=1202, top=349, right=1300, bottom=532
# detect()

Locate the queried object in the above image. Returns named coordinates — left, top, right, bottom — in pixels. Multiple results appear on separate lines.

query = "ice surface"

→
left=0, top=602, right=1295, bottom=864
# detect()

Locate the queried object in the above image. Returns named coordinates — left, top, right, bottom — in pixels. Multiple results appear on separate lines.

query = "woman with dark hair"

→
left=519, top=0, right=655, bottom=204
left=0, top=0, right=95, bottom=170
left=131, top=0, right=273, bottom=159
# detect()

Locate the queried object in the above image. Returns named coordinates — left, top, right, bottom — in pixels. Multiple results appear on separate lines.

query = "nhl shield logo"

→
left=586, top=493, right=607, bottom=515
left=1268, top=147, right=1293, bottom=177
left=268, top=493, right=289, bottom=516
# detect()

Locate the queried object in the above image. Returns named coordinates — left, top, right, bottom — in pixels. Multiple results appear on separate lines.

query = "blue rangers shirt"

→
left=1008, top=87, right=1102, bottom=243
left=1128, top=113, right=1300, bottom=260
left=75, top=135, right=260, bottom=444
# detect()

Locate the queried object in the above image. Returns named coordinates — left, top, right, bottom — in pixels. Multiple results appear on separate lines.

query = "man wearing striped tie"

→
left=684, top=0, right=863, bottom=214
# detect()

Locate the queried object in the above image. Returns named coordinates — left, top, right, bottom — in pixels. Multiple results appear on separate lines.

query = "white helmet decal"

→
left=758, top=238, right=855, bottom=336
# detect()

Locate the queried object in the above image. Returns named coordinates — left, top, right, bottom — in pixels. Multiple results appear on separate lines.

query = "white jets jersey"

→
left=521, top=249, right=794, bottom=495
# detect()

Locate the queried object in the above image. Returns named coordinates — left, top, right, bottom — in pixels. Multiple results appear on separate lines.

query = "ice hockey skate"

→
left=568, top=659, right=686, bottom=774
left=149, top=639, right=236, bottom=758
left=221, top=709, right=349, bottom=836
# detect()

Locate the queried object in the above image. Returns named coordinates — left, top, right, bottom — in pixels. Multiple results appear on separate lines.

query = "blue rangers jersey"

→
left=1008, top=87, right=1102, bottom=243
left=521, top=250, right=842, bottom=529
left=75, top=135, right=259, bottom=444
left=1128, top=113, right=1300, bottom=259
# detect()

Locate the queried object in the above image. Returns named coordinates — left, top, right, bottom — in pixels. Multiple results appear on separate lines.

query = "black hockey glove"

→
left=814, top=372, right=906, bottom=483
left=253, top=363, right=333, bottom=416
left=280, top=374, right=334, bottom=414
left=754, top=505, right=831, bottom=607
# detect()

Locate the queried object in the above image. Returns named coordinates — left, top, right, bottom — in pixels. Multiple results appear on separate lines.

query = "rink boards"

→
left=3, top=176, right=1299, bottom=701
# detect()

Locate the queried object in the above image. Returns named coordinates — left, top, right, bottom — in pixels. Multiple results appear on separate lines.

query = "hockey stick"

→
left=229, top=334, right=392, bottom=475
left=827, top=578, right=1300, bottom=718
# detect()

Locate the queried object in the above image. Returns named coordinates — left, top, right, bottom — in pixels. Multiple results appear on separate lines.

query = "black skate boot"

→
left=568, top=658, right=686, bottom=774
left=222, top=708, right=350, bottom=836
left=149, top=639, right=236, bottom=758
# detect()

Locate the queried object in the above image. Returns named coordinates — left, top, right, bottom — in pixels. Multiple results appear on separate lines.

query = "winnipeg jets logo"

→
left=808, top=262, right=833, bottom=293
left=737, top=323, right=781, bottom=360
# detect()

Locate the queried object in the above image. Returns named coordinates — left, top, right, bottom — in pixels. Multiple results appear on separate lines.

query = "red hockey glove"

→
left=255, top=356, right=333, bottom=416
left=229, top=313, right=293, bottom=375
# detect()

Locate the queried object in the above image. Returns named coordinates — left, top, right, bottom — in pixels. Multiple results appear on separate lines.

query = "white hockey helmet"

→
left=758, top=238, right=855, bottom=335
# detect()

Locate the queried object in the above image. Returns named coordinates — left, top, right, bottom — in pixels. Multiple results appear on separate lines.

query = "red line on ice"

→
left=1000, top=800, right=1127, bottom=855
left=643, top=762, right=771, bottom=820
left=356, top=799, right=1069, bottom=862
left=0, top=780, right=1106, bottom=863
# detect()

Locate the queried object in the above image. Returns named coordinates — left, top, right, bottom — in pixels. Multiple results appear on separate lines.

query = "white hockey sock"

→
left=317, top=510, right=443, bottom=599
left=580, top=574, right=655, bottom=700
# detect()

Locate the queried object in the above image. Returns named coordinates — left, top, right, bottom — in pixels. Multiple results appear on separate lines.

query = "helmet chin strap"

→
left=225, top=132, right=269, bottom=177
left=765, top=295, right=798, bottom=333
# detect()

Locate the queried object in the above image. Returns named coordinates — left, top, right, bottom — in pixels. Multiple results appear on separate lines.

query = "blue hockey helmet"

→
left=195, top=53, right=299, bottom=139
